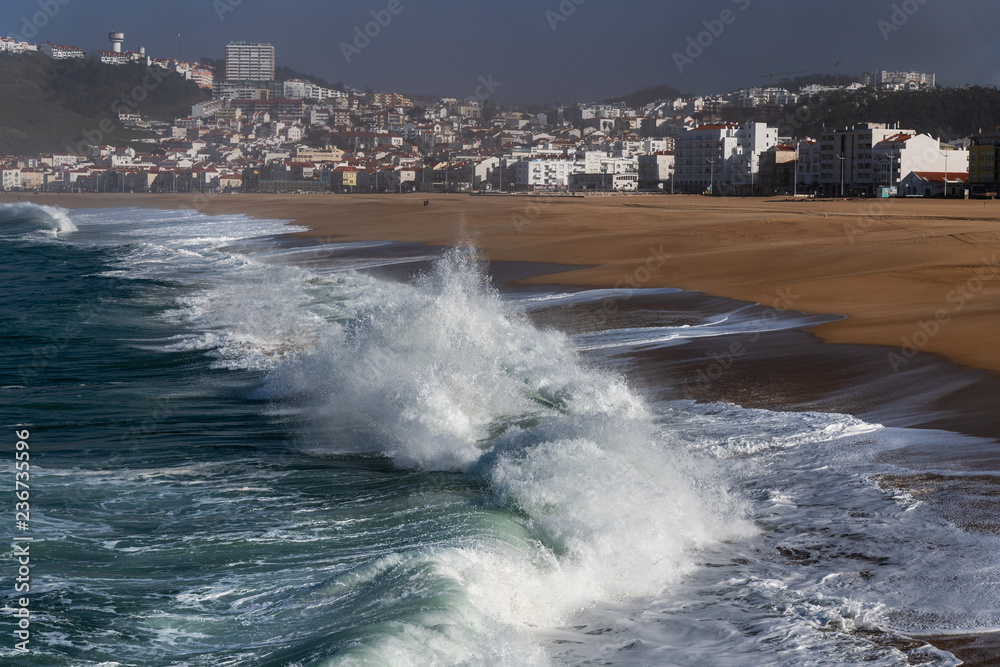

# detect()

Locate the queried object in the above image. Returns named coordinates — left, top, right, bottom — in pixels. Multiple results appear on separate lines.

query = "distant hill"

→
left=0, top=52, right=210, bottom=155
left=776, top=73, right=861, bottom=92
left=771, top=87, right=1000, bottom=140
left=604, top=84, right=689, bottom=107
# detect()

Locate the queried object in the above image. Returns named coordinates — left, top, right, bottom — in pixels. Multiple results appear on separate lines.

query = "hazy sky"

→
left=3, top=0, right=997, bottom=104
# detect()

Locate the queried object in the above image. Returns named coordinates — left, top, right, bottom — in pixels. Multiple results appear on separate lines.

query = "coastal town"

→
left=0, top=32, right=992, bottom=199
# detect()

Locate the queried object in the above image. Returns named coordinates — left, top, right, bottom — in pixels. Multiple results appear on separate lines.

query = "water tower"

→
left=108, top=30, right=125, bottom=53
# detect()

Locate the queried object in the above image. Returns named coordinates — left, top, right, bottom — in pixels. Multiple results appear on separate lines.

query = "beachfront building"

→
left=637, top=152, right=674, bottom=191
left=673, top=122, right=777, bottom=195
left=969, top=129, right=1000, bottom=196
left=796, top=139, right=821, bottom=192
left=818, top=124, right=966, bottom=196
left=758, top=145, right=798, bottom=194
left=569, top=173, right=639, bottom=192
left=819, top=123, right=913, bottom=196
left=898, top=171, right=970, bottom=197
left=330, top=166, right=359, bottom=193
left=872, top=133, right=968, bottom=191
left=225, top=42, right=275, bottom=82
left=511, top=157, right=575, bottom=189
left=2, top=168, right=22, bottom=191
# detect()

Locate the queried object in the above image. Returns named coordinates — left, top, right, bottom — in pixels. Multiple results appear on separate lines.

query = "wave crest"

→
left=0, top=202, right=78, bottom=235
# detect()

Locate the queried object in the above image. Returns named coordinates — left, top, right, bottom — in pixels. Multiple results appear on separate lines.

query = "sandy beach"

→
left=7, top=192, right=998, bottom=378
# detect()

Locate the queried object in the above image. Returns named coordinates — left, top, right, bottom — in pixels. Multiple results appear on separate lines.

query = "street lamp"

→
left=707, top=157, right=716, bottom=196
left=940, top=150, right=949, bottom=198
left=837, top=153, right=847, bottom=197
left=794, top=144, right=799, bottom=197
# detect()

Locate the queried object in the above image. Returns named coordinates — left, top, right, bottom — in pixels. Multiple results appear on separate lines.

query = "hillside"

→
left=776, top=86, right=1000, bottom=140
left=0, top=52, right=210, bottom=155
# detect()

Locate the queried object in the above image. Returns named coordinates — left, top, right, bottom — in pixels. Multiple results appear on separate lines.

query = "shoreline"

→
left=7, top=192, right=1000, bottom=665
left=6, top=191, right=998, bottom=378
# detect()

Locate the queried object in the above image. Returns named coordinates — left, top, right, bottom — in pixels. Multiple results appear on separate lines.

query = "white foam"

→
left=0, top=201, right=78, bottom=235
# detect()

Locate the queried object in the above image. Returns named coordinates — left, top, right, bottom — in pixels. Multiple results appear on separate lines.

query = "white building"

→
left=819, top=123, right=912, bottom=195
left=862, top=70, right=935, bottom=91
left=898, top=171, right=969, bottom=197
left=283, top=80, right=345, bottom=101
left=580, top=151, right=637, bottom=175
left=0, top=37, right=34, bottom=54
left=512, top=157, right=576, bottom=189
left=674, top=122, right=778, bottom=194
left=40, top=42, right=84, bottom=59
left=638, top=152, right=674, bottom=191
left=225, top=42, right=275, bottom=81
left=2, top=168, right=22, bottom=191
left=796, top=139, right=821, bottom=190
left=872, top=132, right=969, bottom=188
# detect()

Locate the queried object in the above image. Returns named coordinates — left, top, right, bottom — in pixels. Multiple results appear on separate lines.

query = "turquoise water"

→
left=2, top=202, right=998, bottom=666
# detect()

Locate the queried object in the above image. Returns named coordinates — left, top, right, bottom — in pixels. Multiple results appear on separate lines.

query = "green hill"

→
left=0, top=51, right=211, bottom=155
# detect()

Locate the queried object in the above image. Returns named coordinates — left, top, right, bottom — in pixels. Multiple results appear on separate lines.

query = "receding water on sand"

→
left=3, top=202, right=999, bottom=665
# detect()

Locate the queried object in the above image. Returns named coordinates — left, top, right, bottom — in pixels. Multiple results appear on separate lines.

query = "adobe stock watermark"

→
left=120, top=397, right=175, bottom=447
left=683, top=287, right=799, bottom=399
left=545, top=0, right=587, bottom=32
left=571, top=245, right=674, bottom=331
left=878, top=0, right=933, bottom=41
left=213, top=0, right=243, bottom=21
left=340, top=0, right=415, bottom=64
left=887, top=254, right=999, bottom=372
left=473, top=74, right=501, bottom=104
left=673, top=0, right=751, bottom=74
left=64, top=66, right=170, bottom=155
left=7, top=0, right=72, bottom=43
left=512, top=194, right=556, bottom=232
left=844, top=132, right=957, bottom=243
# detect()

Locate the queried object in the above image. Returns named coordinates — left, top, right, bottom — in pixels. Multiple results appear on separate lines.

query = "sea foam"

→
left=0, top=202, right=78, bottom=235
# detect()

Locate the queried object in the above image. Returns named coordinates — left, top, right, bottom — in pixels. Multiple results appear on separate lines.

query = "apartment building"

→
left=637, top=152, right=674, bottom=191
left=512, top=157, right=575, bottom=189
left=674, top=122, right=777, bottom=194
left=225, top=42, right=275, bottom=81
left=40, top=42, right=84, bottom=59
left=819, top=123, right=913, bottom=195
left=818, top=124, right=964, bottom=195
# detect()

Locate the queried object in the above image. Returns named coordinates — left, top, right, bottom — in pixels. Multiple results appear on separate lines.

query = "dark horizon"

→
left=2, top=0, right=997, bottom=105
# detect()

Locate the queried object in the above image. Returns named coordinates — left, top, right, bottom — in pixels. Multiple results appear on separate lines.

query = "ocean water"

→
left=2, top=202, right=999, bottom=666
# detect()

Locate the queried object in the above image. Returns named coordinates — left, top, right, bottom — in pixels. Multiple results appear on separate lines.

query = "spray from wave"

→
left=0, top=202, right=78, bottom=236
left=165, top=246, right=755, bottom=661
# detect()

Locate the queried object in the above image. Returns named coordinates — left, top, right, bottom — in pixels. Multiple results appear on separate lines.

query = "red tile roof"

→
left=909, top=171, right=969, bottom=183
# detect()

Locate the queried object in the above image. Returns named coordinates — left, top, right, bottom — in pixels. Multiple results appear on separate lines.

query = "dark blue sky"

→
left=3, top=0, right=997, bottom=103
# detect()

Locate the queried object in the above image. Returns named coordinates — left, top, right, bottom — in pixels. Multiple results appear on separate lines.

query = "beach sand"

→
left=8, top=192, right=999, bottom=376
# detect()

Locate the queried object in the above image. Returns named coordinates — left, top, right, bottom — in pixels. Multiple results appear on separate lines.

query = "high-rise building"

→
left=225, top=42, right=275, bottom=82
